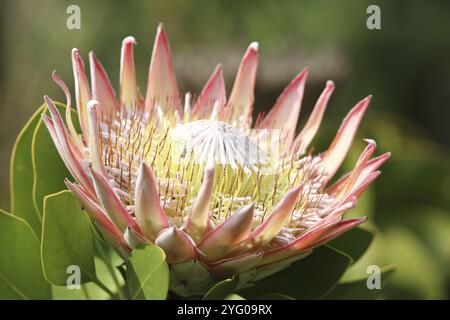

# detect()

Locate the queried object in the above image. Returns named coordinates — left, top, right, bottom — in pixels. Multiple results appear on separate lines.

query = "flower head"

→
left=43, top=23, right=390, bottom=296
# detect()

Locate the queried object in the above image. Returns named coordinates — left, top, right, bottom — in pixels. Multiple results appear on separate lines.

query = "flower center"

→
left=98, top=110, right=332, bottom=235
left=170, top=119, right=271, bottom=170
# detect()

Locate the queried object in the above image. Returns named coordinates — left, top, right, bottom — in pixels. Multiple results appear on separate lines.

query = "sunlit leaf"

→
left=41, top=191, right=95, bottom=285
left=9, top=105, right=45, bottom=235
left=203, top=275, right=239, bottom=300
left=225, top=293, right=246, bottom=300
left=0, top=209, right=51, bottom=299
left=324, top=265, right=396, bottom=299
left=126, top=244, right=169, bottom=300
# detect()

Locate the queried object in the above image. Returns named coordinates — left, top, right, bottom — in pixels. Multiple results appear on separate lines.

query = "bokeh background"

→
left=0, top=0, right=449, bottom=299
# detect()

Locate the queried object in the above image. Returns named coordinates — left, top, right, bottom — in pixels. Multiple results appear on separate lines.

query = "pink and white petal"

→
left=198, top=204, right=254, bottom=262
left=225, top=42, right=259, bottom=124
left=71, top=48, right=91, bottom=139
left=327, top=151, right=390, bottom=195
left=45, top=101, right=82, bottom=161
left=42, top=114, right=90, bottom=190
left=65, top=179, right=126, bottom=248
left=185, top=167, right=215, bottom=242
left=183, top=92, right=192, bottom=121
left=341, top=139, right=377, bottom=193
left=309, top=196, right=358, bottom=229
left=329, top=196, right=358, bottom=219
left=52, top=71, right=86, bottom=152
left=44, top=96, right=96, bottom=197
left=89, top=51, right=120, bottom=114
left=320, top=96, right=371, bottom=180
left=124, top=226, right=148, bottom=249
left=343, top=171, right=381, bottom=202
left=330, top=139, right=377, bottom=205
left=90, top=168, right=139, bottom=232
left=120, top=36, right=138, bottom=110
left=257, top=68, right=308, bottom=149
left=155, top=227, right=199, bottom=264
left=247, top=185, right=302, bottom=248
left=42, top=114, right=66, bottom=159
left=87, top=100, right=105, bottom=175
left=357, top=152, right=390, bottom=186
left=97, top=221, right=132, bottom=258
left=293, top=80, right=334, bottom=154
left=42, top=115, right=82, bottom=186
left=192, top=64, right=226, bottom=118
left=260, top=217, right=340, bottom=265
left=209, top=252, right=263, bottom=279
left=311, top=217, right=367, bottom=248
left=144, top=23, right=180, bottom=114
left=134, top=162, right=169, bottom=241
left=43, top=115, right=93, bottom=198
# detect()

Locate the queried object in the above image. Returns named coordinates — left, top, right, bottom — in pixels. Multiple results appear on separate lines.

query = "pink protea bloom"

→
left=43, top=24, right=390, bottom=296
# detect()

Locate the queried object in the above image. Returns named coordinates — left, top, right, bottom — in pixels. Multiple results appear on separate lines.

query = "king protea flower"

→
left=43, top=24, right=390, bottom=297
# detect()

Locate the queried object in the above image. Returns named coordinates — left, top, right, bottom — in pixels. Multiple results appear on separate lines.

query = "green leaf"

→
left=324, top=265, right=396, bottom=300
left=41, top=190, right=96, bottom=285
left=32, top=103, right=75, bottom=216
left=52, top=256, right=125, bottom=300
left=126, top=244, right=169, bottom=300
left=0, top=209, right=51, bottom=299
left=329, top=227, right=374, bottom=263
left=258, top=293, right=295, bottom=300
left=239, top=246, right=352, bottom=300
left=203, top=275, right=239, bottom=300
left=380, top=227, right=443, bottom=299
left=51, top=285, right=88, bottom=300
left=225, top=294, right=246, bottom=300
left=9, top=105, right=45, bottom=235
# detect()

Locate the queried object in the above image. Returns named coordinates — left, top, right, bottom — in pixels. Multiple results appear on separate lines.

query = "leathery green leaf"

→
left=239, top=246, right=352, bottom=300
left=0, top=209, right=51, bottom=299
left=203, top=275, right=239, bottom=300
left=324, top=265, right=396, bottom=300
left=41, top=191, right=95, bottom=286
left=9, top=104, right=45, bottom=235
left=126, top=244, right=169, bottom=300
left=329, top=227, right=375, bottom=263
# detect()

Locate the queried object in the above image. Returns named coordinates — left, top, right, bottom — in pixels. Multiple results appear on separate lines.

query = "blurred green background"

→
left=0, top=0, right=449, bottom=299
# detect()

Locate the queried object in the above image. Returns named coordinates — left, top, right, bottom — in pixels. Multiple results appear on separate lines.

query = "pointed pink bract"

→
left=225, top=42, right=259, bottom=124
left=258, top=68, right=308, bottom=150
left=293, top=80, right=334, bottom=154
left=89, top=51, right=120, bottom=114
left=134, top=162, right=169, bottom=240
left=145, top=23, right=180, bottom=114
left=71, top=48, right=91, bottom=140
left=120, top=36, right=138, bottom=109
left=321, top=96, right=371, bottom=179
left=193, top=64, right=226, bottom=118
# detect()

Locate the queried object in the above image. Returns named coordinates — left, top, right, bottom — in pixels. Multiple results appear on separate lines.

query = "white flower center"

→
left=171, top=120, right=270, bottom=170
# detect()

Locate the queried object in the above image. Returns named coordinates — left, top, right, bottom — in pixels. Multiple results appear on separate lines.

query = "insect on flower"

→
left=43, top=23, right=390, bottom=297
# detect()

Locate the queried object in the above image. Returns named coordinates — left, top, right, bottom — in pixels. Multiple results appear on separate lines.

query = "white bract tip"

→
left=122, top=36, right=137, bottom=45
